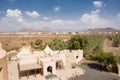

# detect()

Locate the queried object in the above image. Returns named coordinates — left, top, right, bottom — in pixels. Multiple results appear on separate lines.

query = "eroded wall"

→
left=0, top=55, right=8, bottom=80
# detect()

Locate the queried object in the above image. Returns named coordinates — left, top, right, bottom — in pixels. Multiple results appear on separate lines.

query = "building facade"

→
left=17, top=45, right=83, bottom=77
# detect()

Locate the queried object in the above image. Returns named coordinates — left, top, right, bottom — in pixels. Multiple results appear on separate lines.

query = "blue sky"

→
left=0, top=0, right=120, bottom=32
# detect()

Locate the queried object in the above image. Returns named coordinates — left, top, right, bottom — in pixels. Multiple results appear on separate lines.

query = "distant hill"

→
left=83, top=27, right=120, bottom=34
left=19, top=27, right=81, bottom=32
left=19, top=28, right=38, bottom=32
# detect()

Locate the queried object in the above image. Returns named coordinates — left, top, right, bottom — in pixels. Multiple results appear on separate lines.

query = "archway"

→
left=47, top=66, right=52, bottom=73
left=56, top=60, right=64, bottom=69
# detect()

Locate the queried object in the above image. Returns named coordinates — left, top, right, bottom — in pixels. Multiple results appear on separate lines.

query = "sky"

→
left=0, top=0, right=120, bottom=32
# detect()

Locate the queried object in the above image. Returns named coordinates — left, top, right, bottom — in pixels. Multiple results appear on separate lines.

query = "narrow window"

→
left=76, top=56, right=79, bottom=59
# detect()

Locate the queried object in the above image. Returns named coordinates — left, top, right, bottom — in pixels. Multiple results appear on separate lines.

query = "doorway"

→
left=47, top=66, right=52, bottom=73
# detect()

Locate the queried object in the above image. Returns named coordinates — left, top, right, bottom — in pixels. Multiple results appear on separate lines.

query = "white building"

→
left=16, top=45, right=83, bottom=77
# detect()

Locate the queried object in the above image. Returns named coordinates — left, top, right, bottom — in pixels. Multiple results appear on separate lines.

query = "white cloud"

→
left=0, top=9, right=120, bottom=32
left=43, top=17, right=51, bottom=20
left=80, top=9, right=109, bottom=28
left=93, top=1, right=104, bottom=8
left=6, top=9, right=22, bottom=18
left=51, top=19, right=63, bottom=24
left=0, top=17, right=27, bottom=32
left=5, top=9, right=25, bottom=23
left=25, top=11, right=40, bottom=18
left=54, top=6, right=60, bottom=12
left=0, top=9, right=26, bottom=31
left=0, top=9, right=80, bottom=31
left=91, top=9, right=100, bottom=14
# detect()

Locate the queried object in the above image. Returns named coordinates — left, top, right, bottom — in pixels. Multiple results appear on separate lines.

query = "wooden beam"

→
left=27, top=70, right=30, bottom=79
left=34, top=69, right=36, bottom=77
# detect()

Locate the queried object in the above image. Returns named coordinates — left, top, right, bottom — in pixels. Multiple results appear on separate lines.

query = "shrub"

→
left=107, top=35, right=114, bottom=40
left=91, top=51, right=120, bottom=73
left=35, top=39, right=43, bottom=46
left=113, top=35, right=120, bottom=47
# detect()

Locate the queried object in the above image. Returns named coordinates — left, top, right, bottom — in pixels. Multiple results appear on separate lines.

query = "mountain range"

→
left=83, top=27, right=120, bottom=34
left=19, top=27, right=120, bottom=33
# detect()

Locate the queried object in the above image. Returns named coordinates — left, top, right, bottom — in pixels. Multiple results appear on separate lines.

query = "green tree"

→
left=49, top=38, right=67, bottom=50
left=35, top=39, right=42, bottom=46
left=67, top=35, right=88, bottom=50
left=40, top=43, right=47, bottom=50
left=34, top=39, right=46, bottom=50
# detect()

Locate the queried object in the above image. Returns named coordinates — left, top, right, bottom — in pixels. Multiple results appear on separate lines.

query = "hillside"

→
left=83, top=27, right=120, bottom=34
left=20, top=28, right=38, bottom=32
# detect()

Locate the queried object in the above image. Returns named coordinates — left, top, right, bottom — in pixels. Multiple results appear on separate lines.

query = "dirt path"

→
left=103, top=38, right=120, bottom=56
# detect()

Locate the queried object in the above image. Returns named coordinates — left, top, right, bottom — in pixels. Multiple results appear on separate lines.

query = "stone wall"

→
left=0, top=55, right=8, bottom=80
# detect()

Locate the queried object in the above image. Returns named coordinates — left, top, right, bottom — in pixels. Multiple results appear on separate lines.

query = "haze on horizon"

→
left=0, top=0, right=120, bottom=32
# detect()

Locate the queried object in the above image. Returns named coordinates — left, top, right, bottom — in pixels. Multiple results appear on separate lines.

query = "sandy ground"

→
left=8, top=61, right=84, bottom=80
left=56, top=63, right=84, bottom=80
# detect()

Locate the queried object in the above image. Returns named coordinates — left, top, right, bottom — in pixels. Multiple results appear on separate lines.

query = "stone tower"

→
left=0, top=43, right=8, bottom=80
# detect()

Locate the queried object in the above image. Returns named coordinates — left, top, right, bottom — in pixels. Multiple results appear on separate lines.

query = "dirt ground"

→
left=103, top=39, right=120, bottom=56
left=0, top=34, right=70, bottom=51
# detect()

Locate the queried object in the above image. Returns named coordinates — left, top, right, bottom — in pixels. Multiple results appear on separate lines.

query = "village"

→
left=0, top=0, right=120, bottom=80
left=0, top=42, right=85, bottom=80
left=0, top=34, right=120, bottom=80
